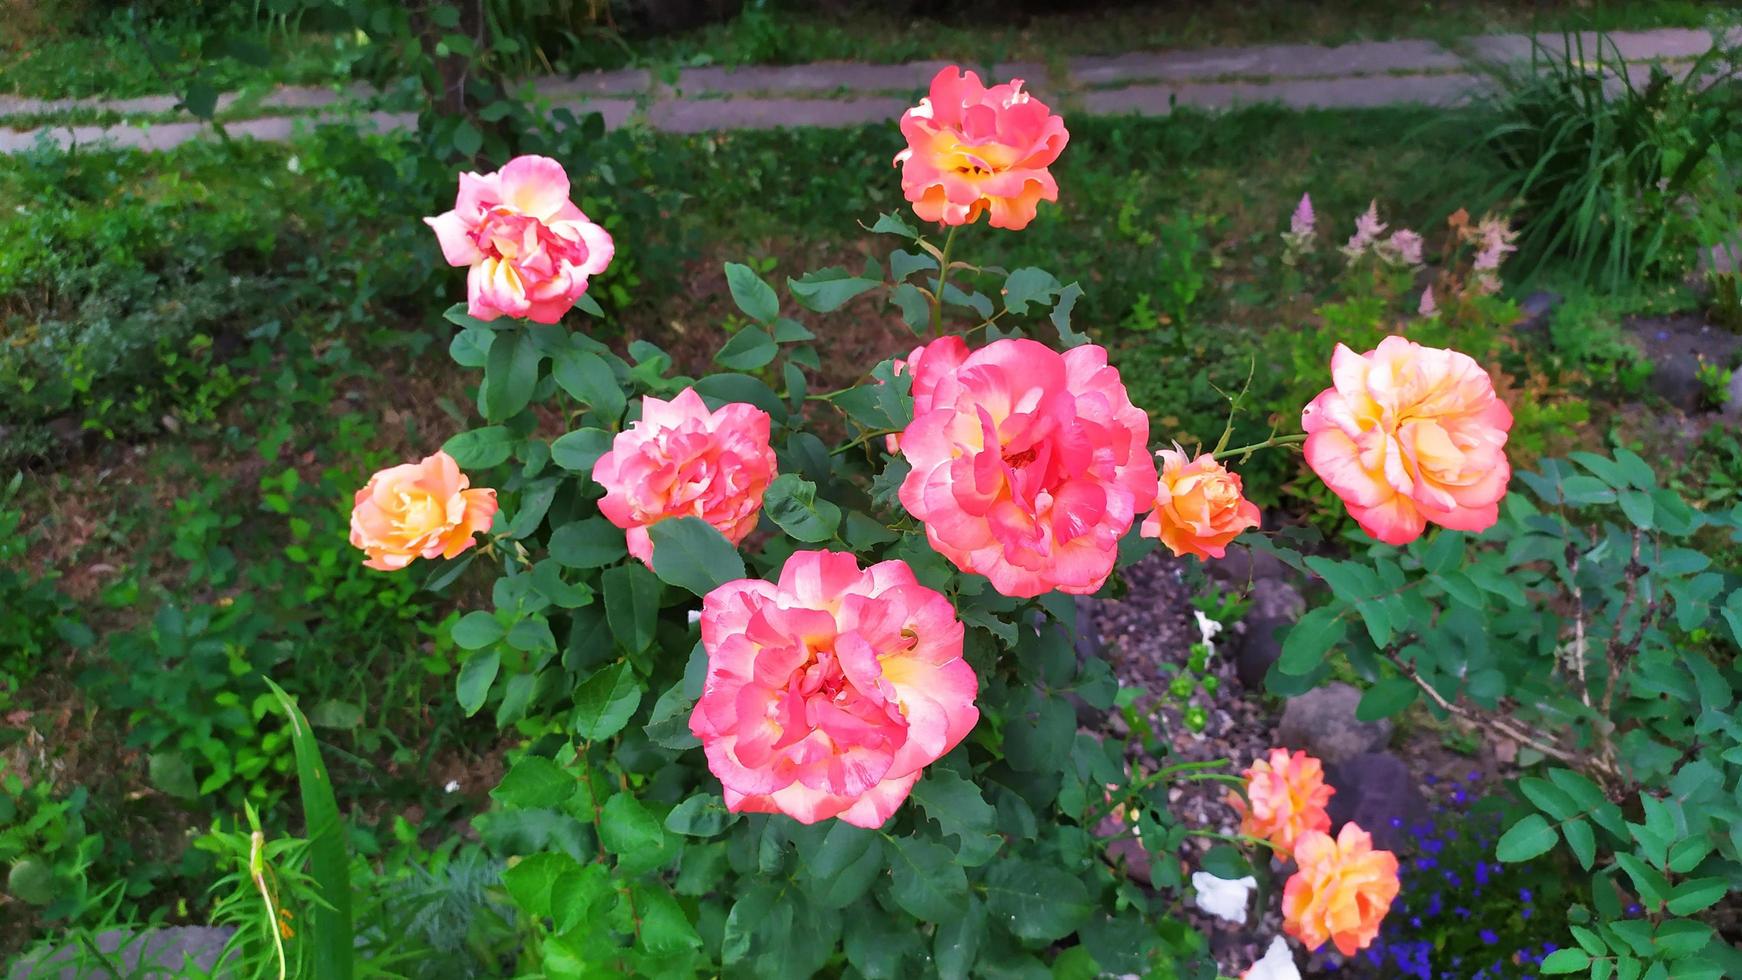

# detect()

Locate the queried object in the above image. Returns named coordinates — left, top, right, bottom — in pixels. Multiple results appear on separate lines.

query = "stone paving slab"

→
left=1071, top=38, right=1460, bottom=87
left=648, top=94, right=909, bottom=133
left=2, top=25, right=1733, bottom=153
left=1081, top=72, right=1490, bottom=117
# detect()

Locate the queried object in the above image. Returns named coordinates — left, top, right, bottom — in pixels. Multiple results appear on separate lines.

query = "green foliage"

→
left=1481, top=28, right=1742, bottom=290
left=1273, top=449, right=1742, bottom=977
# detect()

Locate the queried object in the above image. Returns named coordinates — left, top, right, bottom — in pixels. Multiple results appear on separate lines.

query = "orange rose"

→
left=1282, top=823, right=1400, bottom=956
left=1228, top=749, right=1333, bottom=860
left=1141, top=449, right=1261, bottom=560
left=349, top=451, right=498, bottom=571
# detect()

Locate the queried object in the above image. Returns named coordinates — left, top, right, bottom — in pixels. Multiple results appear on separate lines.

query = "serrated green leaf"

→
left=1278, top=606, right=1347, bottom=674
left=551, top=348, right=625, bottom=421
left=985, top=859, right=1093, bottom=944
left=1496, top=813, right=1557, bottom=862
left=724, top=262, right=779, bottom=322
left=551, top=428, right=612, bottom=472
left=887, top=836, right=967, bottom=921
left=648, top=517, right=745, bottom=596
left=764, top=474, right=842, bottom=543
left=788, top=267, right=878, bottom=312
left=1356, top=677, right=1417, bottom=720
left=444, top=426, right=515, bottom=469
left=548, top=517, right=628, bottom=568
left=716, top=327, right=778, bottom=370
left=493, top=756, right=576, bottom=809
left=573, top=661, right=641, bottom=740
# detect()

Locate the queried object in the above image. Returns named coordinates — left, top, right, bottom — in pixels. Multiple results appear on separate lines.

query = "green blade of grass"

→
left=265, top=678, right=353, bottom=980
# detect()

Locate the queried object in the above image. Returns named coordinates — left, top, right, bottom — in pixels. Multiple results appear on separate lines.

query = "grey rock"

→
left=1625, top=314, right=1742, bottom=413
left=1515, top=290, right=1560, bottom=334
left=1323, top=751, right=1426, bottom=853
left=1234, top=613, right=1287, bottom=690
left=1202, top=544, right=1290, bottom=585
left=1248, top=577, right=1304, bottom=621
left=1276, top=683, right=1393, bottom=765
left=11, top=927, right=235, bottom=979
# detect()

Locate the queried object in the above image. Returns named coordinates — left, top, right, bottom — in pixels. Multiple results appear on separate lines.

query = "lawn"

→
left=3, top=5, right=1742, bottom=977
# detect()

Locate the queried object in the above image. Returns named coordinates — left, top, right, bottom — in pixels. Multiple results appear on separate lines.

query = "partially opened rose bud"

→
left=1228, top=748, right=1334, bottom=860
left=425, top=155, right=613, bottom=324
left=1142, top=449, right=1261, bottom=560
left=1282, top=823, right=1401, bottom=956
left=349, top=451, right=497, bottom=571
left=894, top=66, right=1069, bottom=231
left=592, top=388, right=776, bottom=568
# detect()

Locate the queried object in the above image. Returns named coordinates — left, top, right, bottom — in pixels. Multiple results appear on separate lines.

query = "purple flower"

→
left=1480, top=930, right=1499, bottom=945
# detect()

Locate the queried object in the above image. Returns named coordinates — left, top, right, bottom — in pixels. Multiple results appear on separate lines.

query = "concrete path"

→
left=1, top=26, right=1732, bottom=154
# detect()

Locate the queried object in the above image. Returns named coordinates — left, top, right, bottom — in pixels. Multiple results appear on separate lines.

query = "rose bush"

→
left=309, top=71, right=1734, bottom=979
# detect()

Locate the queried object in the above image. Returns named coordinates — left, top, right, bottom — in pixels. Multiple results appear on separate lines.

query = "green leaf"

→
left=551, top=349, right=626, bottom=421
left=1197, top=845, right=1252, bottom=881
left=482, top=327, right=541, bottom=422
left=1562, top=817, right=1596, bottom=869
left=1356, top=677, right=1417, bottom=720
left=507, top=479, right=559, bottom=539
left=870, top=212, right=919, bottom=239
left=887, top=836, right=967, bottom=922
left=1666, top=877, right=1727, bottom=915
left=933, top=898, right=985, bottom=980
left=1002, top=267, right=1061, bottom=315
left=1518, top=777, right=1579, bottom=821
left=985, top=859, right=1093, bottom=944
left=648, top=517, right=746, bottom=596
left=1051, top=282, right=1088, bottom=347
left=891, top=282, right=931, bottom=333
left=457, top=649, right=500, bottom=717
left=911, top=769, right=1001, bottom=866
left=797, top=822, right=883, bottom=909
left=1496, top=813, right=1558, bottom=862
left=148, top=751, right=198, bottom=800
left=599, top=793, right=674, bottom=875
left=665, top=793, right=737, bottom=837
left=636, top=884, right=703, bottom=955
left=452, top=119, right=483, bottom=156
left=603, top=563, right=661, bottom=653
left=1421, top=531, right=1465, bottom=574
left=504, top=852, right=580, bottom=920
left=6, top=859, right=55, bottom=905
left=572, top=661, right=642, bottom=740
left=493, top=756, right=577, bottom=809
left=692, top=373, right=786, bottom=420
left=1618, top=489, right=1654, bottom=529
left=549, top=517, right=628, bottom=568
left=452, top=610, right=505, bottom=650
left=444, top=426, right=515, bottom=469
left=1278, top=606, right=1347, bottom=674
left=306, top=700, right=363, bottom=730
left=724, top=262, right=780, bottom=323
left=550, top=863, right=612, bottom=934
left=182, top=79, right=219, bottom=118
left=764, top=474, right=842, bottom=543
left=1540, top=948, right=1590, bottom=973
left=716, top=327, right=778, bottom=370
left=552, top=428, right=612, bottom=472
left=788, top=267, right=878, bottom=312
left=263, top=679, right=353, bottom=980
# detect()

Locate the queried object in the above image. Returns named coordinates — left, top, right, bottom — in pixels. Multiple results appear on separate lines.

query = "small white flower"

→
left=1191, top=870, right=1256, bottom=924
left=443, top=780, right=461, bottom=793
left=1193, top=609, right=1223, bottom=651
left=687, top=609, right=702, bottom=625
left=287, top=155, right=301, bottom=174
left=1242, top=936, right=1302, bottom=980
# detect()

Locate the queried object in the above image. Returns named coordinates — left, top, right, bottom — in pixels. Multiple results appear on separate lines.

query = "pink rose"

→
left=1302, top=337, right=1513, bottom=546
left=886, top=335, right=970, bottom=453
left=894, top=66, right=1069, bottom=231
left=898, top=339, right=1158, bottom=597
left=349, top=451, right=497, bottom=571
left=1143, top=449, right=1262, bottom=561
left=425, top=155, right=614, bottom=324
left=690, top=550, right=978, bottom=828
left=592, top=388, right=777, bottom=566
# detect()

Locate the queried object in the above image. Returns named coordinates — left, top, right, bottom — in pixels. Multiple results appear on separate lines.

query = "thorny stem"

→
left=1211, top=433, right=1307, bottom=461
left=1383, top=650, right=1617, bottom=779
left=930, top=224, right=962, bottom=337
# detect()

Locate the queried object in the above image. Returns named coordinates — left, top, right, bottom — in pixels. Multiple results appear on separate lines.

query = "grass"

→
left=1, top=0, right=1729, bottom=100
